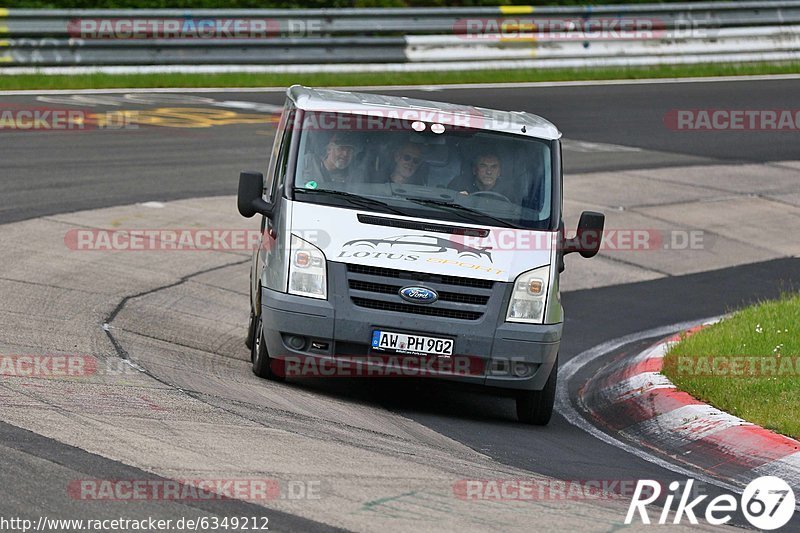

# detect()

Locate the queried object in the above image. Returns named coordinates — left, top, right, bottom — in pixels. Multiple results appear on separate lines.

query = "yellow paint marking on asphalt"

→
left=499, top=6, right=534, bottom=15
left=0, top=24, right=8, bottom=34
left=105, top=107, right=277, bottom=129
left=0, top=8, right=9, bottom=17
left=0, top=39, right=8, bottom=46
left=0, top=54, right=11, bottom=63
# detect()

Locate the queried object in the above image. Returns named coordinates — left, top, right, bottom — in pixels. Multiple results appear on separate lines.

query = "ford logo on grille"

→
left=399, top=286, right=438, bottom=304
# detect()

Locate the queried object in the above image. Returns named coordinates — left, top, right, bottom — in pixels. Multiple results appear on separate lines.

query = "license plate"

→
left=371, top=330, right=454, bottom=356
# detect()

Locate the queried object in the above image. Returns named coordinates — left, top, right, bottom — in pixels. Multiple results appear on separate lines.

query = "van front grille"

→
left=351, top=298, right=484, bottom=321
left=348, top=279, right=489, bottom=306
left=345, top=264, right=494, bottom=321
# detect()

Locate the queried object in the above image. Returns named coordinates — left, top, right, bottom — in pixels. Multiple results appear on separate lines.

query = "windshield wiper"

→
left=294, top=188, right=406, bottom=215
left=405, top=198, right=517, bottom=228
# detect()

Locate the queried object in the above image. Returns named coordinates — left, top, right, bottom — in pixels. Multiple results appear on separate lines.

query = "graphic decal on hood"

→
left=342, top=234, right=493, bottom=263
left=290, top=202, right=554, bottom=282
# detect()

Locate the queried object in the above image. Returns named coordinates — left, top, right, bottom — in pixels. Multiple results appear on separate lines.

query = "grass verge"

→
left=0, top=62, right=799, bottom=90
left=662, top=293, right=800, bottom=439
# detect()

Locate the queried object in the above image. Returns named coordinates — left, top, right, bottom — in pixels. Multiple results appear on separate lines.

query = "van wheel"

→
left=245, top=310, right=256, bottom=350
left=251, top=313, right=285, bottom=381
left=516, top=355, right=558, bottom=425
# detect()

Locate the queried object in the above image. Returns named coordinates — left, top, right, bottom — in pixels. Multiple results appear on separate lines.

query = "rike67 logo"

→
left=626, top=477, right=795, bottom=530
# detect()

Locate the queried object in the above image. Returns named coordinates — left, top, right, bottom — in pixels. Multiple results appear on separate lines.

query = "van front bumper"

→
left=261, top=264, right=561, bottom=391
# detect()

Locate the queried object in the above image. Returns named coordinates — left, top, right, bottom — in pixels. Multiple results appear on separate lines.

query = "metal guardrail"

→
left=0, top=2, right=799, bottom=70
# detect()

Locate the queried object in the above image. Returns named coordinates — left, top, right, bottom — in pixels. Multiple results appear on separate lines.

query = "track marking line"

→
left=561, top=139, right=643, bottom=153
left=559, top=315, right=800, bottom=512
left=556, top=316, right=745, bottom=494
left=1, top=74, right=800, bottom=96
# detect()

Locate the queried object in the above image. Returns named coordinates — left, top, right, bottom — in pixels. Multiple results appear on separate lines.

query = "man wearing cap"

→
left=302, top=131, right=359, bottom=188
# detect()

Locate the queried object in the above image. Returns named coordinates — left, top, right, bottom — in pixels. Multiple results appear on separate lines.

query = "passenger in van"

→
left=387, top=142, right=425, bottom=186
left=302, top=131, right=359, bottom=187
left=448, top=152, right=512, bottom=198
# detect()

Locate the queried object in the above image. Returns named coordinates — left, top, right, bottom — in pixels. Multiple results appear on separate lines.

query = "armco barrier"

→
left=0, top=1, right=799, bottom=70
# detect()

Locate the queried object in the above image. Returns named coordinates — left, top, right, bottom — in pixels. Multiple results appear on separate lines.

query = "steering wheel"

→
left=469, top=190, right=513, bottom=203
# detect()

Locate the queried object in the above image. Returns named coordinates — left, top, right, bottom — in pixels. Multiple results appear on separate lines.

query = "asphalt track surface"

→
left=2, top=77, right=800, bottom=225
left=2, top=78, right=800, bottom=530
left=0, top=422, right=340, bottom=532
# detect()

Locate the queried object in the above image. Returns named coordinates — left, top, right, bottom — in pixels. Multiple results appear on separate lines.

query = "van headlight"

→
left=506, top=265, right=549, bottom=324
left=288, top=234, right=327, bottom=299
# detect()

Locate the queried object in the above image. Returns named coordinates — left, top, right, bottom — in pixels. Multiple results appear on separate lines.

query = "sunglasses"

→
left=401, top=153, right=422, bottom=165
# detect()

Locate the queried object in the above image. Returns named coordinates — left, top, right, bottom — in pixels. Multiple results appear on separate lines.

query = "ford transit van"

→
left=238, top=86, right=604, bottom=425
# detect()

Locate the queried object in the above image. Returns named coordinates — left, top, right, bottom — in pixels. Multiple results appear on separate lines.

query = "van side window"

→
left=273, top=109, right=296, bottom=197
left=264, top=104, right=294, bottom=203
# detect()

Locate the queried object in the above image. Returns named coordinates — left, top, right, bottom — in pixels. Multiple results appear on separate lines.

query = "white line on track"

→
left=560, top=140, right=643, bottom=153
left=559, top=319, right=800, bottom=513
left=554, top=315, right=751, bottom=497
left=0, top=73, right=799, bottom=96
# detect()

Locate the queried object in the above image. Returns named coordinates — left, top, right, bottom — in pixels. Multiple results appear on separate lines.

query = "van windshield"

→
left=292, top=111, right=555, bottom=230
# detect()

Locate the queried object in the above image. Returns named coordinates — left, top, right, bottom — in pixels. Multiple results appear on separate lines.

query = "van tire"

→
left=251, top=313, right=285, bottom=381
left=245, top=310, right=255, bottom=350
left=515, top=355, right=557, bottom=425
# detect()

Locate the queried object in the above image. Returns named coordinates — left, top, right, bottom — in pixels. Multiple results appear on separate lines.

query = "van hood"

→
left=290, top=202, right=554, bottom=283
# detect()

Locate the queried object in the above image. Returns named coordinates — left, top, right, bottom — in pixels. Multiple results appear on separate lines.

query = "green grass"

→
left=1, top=62, right=799, bottom=90
left=662, top=293, right=800, bottom=439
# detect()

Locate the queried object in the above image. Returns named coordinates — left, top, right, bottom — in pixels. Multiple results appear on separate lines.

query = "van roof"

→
left=287, top=85, right=561, bottom=141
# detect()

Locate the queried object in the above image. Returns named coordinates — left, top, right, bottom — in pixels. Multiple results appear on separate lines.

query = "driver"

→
left=302, top=131, right=359, bottom=188
left=448, top=152, right=511, bottom=197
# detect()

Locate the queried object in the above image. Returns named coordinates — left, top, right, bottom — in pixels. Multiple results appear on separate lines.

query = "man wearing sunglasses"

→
left=388, top=142, right=425, bottom=185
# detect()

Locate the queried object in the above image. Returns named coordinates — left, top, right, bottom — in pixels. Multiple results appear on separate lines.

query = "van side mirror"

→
left=238, top=171, right=273, bottom=218
left=564, top=211, right=604, bottom=258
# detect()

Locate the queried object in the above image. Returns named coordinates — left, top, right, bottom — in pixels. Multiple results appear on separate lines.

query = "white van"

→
left=238, top=86, right=604, bottom=425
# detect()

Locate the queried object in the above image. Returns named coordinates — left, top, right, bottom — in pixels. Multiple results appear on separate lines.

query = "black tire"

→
left=516, top=355, right=558, bottom=425
left=245, top=310, right=256, bottom=350
left=251, top=313, right=285, bottom=381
